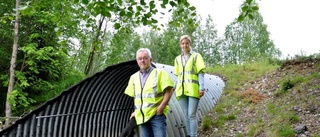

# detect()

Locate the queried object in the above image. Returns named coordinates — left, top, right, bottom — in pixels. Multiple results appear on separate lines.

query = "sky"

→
left=186, top=0, right=320, bottom=58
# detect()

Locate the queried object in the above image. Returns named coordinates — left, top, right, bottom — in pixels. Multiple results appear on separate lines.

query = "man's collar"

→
left=140, top=66, right=154, bottom=74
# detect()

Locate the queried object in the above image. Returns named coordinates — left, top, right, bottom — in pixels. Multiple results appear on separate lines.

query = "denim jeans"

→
left=140, top=114, right=167, bottom=137
left=179, top=95, right=200, bottom=137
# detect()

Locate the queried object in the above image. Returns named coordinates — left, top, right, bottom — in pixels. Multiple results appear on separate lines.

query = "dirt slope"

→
left=199, top=58, right=320, bottom=137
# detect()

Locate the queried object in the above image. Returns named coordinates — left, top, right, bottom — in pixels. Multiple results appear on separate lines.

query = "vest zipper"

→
left=182, top=66, right=185, bottom=94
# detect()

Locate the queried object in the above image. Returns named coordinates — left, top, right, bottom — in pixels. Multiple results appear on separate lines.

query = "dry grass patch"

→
left=238, top=88, right=266, bottom=103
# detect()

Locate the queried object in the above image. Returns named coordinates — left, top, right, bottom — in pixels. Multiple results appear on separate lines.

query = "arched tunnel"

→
left=0, top=60, right=225, bottom=137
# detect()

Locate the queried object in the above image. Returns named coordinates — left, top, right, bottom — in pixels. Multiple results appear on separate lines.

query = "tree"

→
left=74, top=0, right=197, bottom=30
left=154, top=4, right=200, bottom=65
left=0, top=0, right=262, bottom=126
left=140, top=30, right=164, bottom=63
left=2, top=0, right=75, bottom=122
left=0, top=0, right=15, bottom=118
left=193, top=15, right=222, bottom=66
left=223, top=1, right=281, bottom=64
left=5, top=0, right=21, bottom=126
left=72, top=0, right=197, bottom=75
left=83, top=16, right=106, bottom=75
left=104, top=27, right=141, bottom=67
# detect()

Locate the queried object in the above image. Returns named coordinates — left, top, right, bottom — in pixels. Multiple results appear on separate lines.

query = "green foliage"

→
left=194, top=15, right=222, bottom=66
left=8, top=89, right=35, bottom=111
left=206, top=56, right=320, bottom=136
left=281, top=79, right=295, bottom=91
left=0, top=0, right=294, bottom=130
left=201, top=116, right=212, bottom=130
left=272, top=124, right=295, bottom=137
left=211, top=114, right=236, bottom=128
left=137, top=7, right=227, bottom=66
left=104, top=27, right=141, bottom=67
left=142, top=4, right=200, bottom=65
left=205, top=61, right=280, bottom=135
left=72, top=0, right=195, bottom=30
left=247, top=124, right=258, bottom=136
left=213, top=104, right=224, bottom=113
left=267, top=57, right=282, bottom=66
left=22, top=44, right=66, bottom=79
left=34, top=70, right=85, bottom=103
left=0, top=0, right=76, bottom=116
left=247, top=118, right=269, bottom=136
left=316, top=63, right=320, bottom=71
left=237, top=0, right=259, bottom=22
left=286, top=113, right=300, bottom=124
left=275, top=76, right=304, bottom=96
left=287, top=52, right=320, bottom=64
left=208, top=60, right=278, bottom=93
left=267, top=103, right=276, bottom=115
left=224, top=1, right=281, bottom=64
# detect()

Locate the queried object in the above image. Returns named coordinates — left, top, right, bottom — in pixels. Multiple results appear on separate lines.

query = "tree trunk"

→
left=92, top=19, right=108, bottom=73
left=6, top=0, right=20, bottom=127
left=84, top=16, right=105, bottom=75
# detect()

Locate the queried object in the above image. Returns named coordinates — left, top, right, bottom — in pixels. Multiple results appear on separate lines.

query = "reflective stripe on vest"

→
left=132, top=69, right=162, bottom=124
left=175, top=53, right=200, bottom=99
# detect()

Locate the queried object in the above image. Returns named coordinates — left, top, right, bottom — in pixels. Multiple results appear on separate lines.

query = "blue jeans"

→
left=179, top=95, right=200, bottom=137
left=140, top=114, right=167, bottom=137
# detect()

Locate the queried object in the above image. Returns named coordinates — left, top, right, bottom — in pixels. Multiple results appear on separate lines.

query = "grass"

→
left=200, top=57, right=320, bottom=136
left=202, top=60, right=279, bottom=135
left=201, top=116, right=212, bottom=130
left=274, top=76, right=304, bottom=96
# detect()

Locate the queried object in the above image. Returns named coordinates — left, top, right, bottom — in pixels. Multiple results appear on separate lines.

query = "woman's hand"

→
left=199, top=90, right=204, bottom=97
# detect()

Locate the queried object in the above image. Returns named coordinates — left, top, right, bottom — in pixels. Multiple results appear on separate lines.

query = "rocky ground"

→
left=198, top=58, right=320, bottom=137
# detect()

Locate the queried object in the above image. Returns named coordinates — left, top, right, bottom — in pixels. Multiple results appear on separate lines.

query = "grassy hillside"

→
left=200, top=56, right=320, bottom=137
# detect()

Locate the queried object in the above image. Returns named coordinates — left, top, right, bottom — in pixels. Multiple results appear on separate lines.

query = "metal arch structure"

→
left=0, top=60, right=225, bottom=137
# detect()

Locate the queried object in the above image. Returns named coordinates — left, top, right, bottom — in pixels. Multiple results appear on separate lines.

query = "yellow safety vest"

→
left=124, top=68, right=173, bottom=125
left=174, top=52, right=206, bottom=99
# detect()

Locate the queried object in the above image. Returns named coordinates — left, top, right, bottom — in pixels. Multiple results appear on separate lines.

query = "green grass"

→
left=201, top=116, right=212, bottom=130
left=208, top=60, right=278, bottom=92
left=201, top=58, right=316, bottom=136
left=272, top=124, right=295, bottom=137
left=210, top=114, right=236, bottom=128
left=207, top=60, right=278, bottom=116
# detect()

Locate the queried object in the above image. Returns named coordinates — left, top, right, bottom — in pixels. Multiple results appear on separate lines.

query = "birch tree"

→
left=5, top=0, right=21, bottom=126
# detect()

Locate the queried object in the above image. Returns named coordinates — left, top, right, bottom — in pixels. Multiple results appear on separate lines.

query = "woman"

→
left=173, top=35, right=206, bottom=137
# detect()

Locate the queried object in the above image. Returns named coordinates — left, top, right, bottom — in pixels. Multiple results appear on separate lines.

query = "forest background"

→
left=0, top=0, right=288, bottom=129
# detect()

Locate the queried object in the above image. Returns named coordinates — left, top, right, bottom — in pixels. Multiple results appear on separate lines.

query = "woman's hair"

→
left=136, top=48, right=152, bottom=59
left=180, top=35, right=192, bottom=44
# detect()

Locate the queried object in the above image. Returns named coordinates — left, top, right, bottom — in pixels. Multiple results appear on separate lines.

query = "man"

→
left=124, top=48, right=174, bottom=137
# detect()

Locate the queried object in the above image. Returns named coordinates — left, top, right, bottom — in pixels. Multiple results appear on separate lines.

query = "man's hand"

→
left=157, top=87, right=173, bottom=115
left=129, top=112, right=135, bottom=120
left=156, top=105, right=164, bottom=115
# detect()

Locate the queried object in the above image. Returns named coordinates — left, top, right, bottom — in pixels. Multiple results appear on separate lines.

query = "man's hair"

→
left=136, top=48, right=152, bottom=59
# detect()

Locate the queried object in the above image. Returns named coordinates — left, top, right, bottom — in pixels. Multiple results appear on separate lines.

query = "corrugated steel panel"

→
left=0, top=60, right=225, bottom=137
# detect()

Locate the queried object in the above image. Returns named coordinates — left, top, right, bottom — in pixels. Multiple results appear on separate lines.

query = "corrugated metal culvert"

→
left=0, top=60, right=225, bottom=137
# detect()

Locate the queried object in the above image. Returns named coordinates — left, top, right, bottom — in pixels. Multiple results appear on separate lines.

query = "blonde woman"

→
left=174, top=35, right=206, bottom=137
